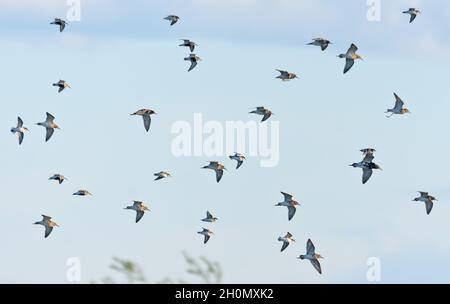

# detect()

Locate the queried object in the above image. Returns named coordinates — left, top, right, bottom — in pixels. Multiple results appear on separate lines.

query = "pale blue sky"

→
left=1, top=0, right=450, bottom=283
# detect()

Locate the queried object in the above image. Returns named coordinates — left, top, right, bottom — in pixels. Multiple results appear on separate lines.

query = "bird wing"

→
left=310, top=259, right=322, bottom=274
left=18, top=132, right=24, bottom=145
left=236, top=160, right=243, bottom=169
left=343, top=58, right=355, bottom=74
left=410, top=14, right=417, bottom=23
left=419, top=191, right=429, bottom=197
left=45, top=128, right=55, bottom=142
left=425, top=200, right=433, bottom=215
left=276, top=69, right=288, bottom=76
left=362, top=168, right=373, bottom=184
left=42, top=215, right=52, bottom=220
left=170, top=18, right=178, bottom=26
left=60, top=23, right=65, bottom=32
left=393, top=93, right=404, bottom=110
left=280, top=241, right=289, bottom=252
left=285, top=232, right=293, bottom=238
left=17, top=117, right=23, bottom=127
left=188, top=60, right=197, bottom=72
left=206, top=211, right=213, bottom=219
left=281, top=192, right=293, bottom=202
left=347, top=43, right=358, bottom=55
left=154, top=175, right=163, bottom=181
left=321, top=43, right=328, bottom=51
left=133, top=201, right=143, bottom=207
left=143, top=115, right=151, bottom=132
left=135, top=210, right=144, bottom=223
left=215, top=169, right=224, bottom=183
left=287, top=206, right=296, bottom=221
left=306, top=239, right=316, bottom=255
left=44, top=226, right=53, bottom=238
left=46, top=112, right=55, bottom=123
left=204, top=234, right=210, bottom=244
left=261, top=111, right=272, bottom=122
left=58, top=86, right=64, bottom=93
left=189, top=43, right=195, bottom=52
left=363, top=153, right=374, bottom=163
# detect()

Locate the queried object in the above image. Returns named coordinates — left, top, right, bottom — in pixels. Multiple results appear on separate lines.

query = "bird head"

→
left=349, top=163, right=358, bottom=167
left=298, top=255, right=305, bottom=260
left=337, top=54, right=346, bottom=58
left=412, top=197, right=420, bottom=202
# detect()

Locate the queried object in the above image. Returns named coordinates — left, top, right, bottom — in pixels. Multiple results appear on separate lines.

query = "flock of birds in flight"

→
left=14, top=7, right=427, bottom=276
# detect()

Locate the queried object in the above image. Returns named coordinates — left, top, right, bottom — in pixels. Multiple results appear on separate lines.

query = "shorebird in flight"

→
left=53, top=80, right=71, bottom=93
left=202, top=161, right=226, bottom=183
left=385, top=93, right=411, bottom=118
left=198, top=228, right=214, bottom=244
left=124, top=201, right=150, bottom=223
left=308, top=38, right=331, bottom=51
left=249, top=107, right=273, bottom=122
left=50, top=18, right=67, bottom=32
left=130, top=109, right=156, bottom=132
left=164, top=15, right=180, bottom=26
left=403, top=8, right=420, bottom=23
left=275, top=192, right=300, bottom=221
left=298, top=239, right=323, bottom=274
left=278, top=232, right=296, bottom=252
left=154, top=171, right=171, bottom=181
left=34, top=215, right=59, bottom=238
left=229, top=153, right=246, bottom=169
left=184, top=54, right=201, bottom=72
left=350, top=150, right=382, bottom=184
left=36, top=112, right=60, bottom=142
left=413, top=192, right=437, bottom=215
left=202, top=211, right=218, bottom=223
left=338, top=43, right=363, bottom=74
left=49, top=174, right=67, bottom=184
left=276, top=69, right=298, bottom=81
left=179, top=39, right=197, bottom=52
left=73, top=190, right=92, bottom=196
left=10, top=116, right=28, bottom=145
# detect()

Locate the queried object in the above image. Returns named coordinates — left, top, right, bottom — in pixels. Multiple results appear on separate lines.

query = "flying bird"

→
left=385, top=93, right=411, bottom=117
left=49, top=174, right=67, bottom=184
left=10, top=116, right=28, bottom=145
left=308, top=38, right=331, bottom=51
left=179, top=39, right=197, bottom=52
left=249, top=107, right=273, bottom=122
left=338, top=43, right=363, bottom=74
left=124, top=201, right=150, bottom=223
left=413, top=192, right=437, bottom=215
left=34, top=215, right=59, bottom=238
left=202, top=161, right=226, bottom=183
left=275, top=192, right=300, bottom=221
left=164, top=15, right=180, bottom=26
left=198, top=228, right=214, bottom=244
left=202, top=211, right=218, bottom=223
left=350, top=150, right=382, bottom=184
left=229, top=153, right=246, bottom=169
left=298, top=239, right=323, bottom=274
left=184, top=54, right=201, bottom=72
left=403, top=8, right=420, bottom=23
left=73, top=190, right=92, bottom=196
left=130, top=109, right=156, bottom=132
left=154, top=171, right=171, bottom=181
left=50, top=18, right=67, bottom=32
left=278, top=232, right=296, bottom=252
left=53, top=80, right=71, bottom=93
left=276, top=69, right=298, bottom=81
left=36, top=112, right=60, bottom=142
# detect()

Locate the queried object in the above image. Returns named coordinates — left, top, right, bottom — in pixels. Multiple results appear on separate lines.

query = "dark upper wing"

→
left=17, top=117, right=23, bottom=127
left=410, top=14, right=417, bottom=23
left=46, top=112, right=55, bottom=123
left=44, top=226, right=53, bottom=238
left=143, top=116, right=151, bottom=132
left=18, top=132, right=24, bottom=145
left=236, top=160, right=243, bottom=169
left=170, top=18, right=178, bottom=26
left=280, top=241, right=289, bottom=252
left=344, top=58, right=355, bottom=74
left=287, top=206, right=296, bottom=221
left=425, top=200, right=433, bottom=215
left=215, top=169, right=224, bottom=183
left=363, top=153, right=374, bottom=163
left=362, top=168, right=373, bottom=184
left=393, top=93, right=404, bottom=110
left=188, top=60, right=197, bottom=72
left=348, top=43, right=358, bottom=54
left=60, top=22, right=66, bottom=32
left=206, top=211, right=213, bottom=219
left=189, top=43, right=195, bottom=52
left=281, top=192, right=293, bottom=201
left=45, top=128, right=55, bottom=142
left=261, top=112, right=272, bottom=122
left=321, top=43, right=329, bottom=51
left=204, top=234, right=210, bottom=244
left=306, top=239, right=315, bottom=254
left=310, top=259, right=322, bottom=274
left=135, top=210, right=144, bottom=223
